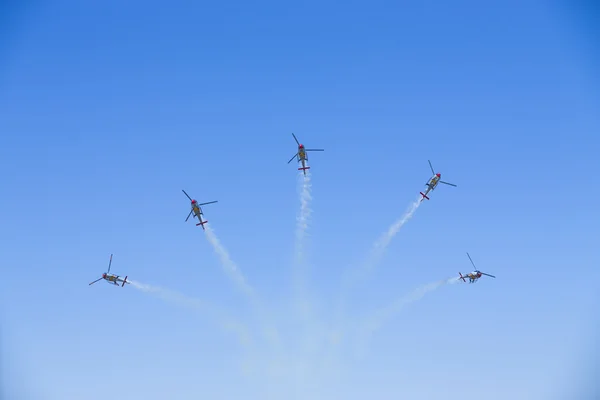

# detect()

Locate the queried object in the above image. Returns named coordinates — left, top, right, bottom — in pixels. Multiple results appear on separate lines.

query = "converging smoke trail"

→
left=369, top=196, right=422, bottom=270
left=204, top=225, right=255, bottom=298
left=355, top=276, right=461, bottom=355
left=128, top=280, right=253, bottom=349
left=203, top=225, right=284, bottom=353
left=129, top=280, right=207, bottom=307
left=293, top=171, right=313, bottom=304
left=295, top=170, right=312, bottom=261
left=342, top=194, right=423, bottom=292
left=291, top=170, right=320, bottom=373
left=326, top=194, right=424, bottom=367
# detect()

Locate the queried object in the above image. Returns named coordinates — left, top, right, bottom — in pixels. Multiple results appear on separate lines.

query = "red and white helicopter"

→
left=182, top=189, right=218, bottom=230
left=459, top=252, right=496, bottom=283
left=287, top=133, right=324, bottom=175
left=420, top=160, right=457, bottom=201
left=89, top=254, right=129, bottom=287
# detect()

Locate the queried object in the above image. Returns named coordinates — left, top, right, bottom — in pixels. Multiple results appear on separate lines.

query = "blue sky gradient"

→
left=1, top=1, right=599, bottom=399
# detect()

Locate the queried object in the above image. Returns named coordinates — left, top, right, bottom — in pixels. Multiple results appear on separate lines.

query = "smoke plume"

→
left=128, top=279, right=253, bottom=348
left=203, top=225, right=283, bottom=353
left=204, top=224, right=255, bottom=298
left=293, top=170, right=313, bottom=316
left=355, top=276, right=461, bottom=356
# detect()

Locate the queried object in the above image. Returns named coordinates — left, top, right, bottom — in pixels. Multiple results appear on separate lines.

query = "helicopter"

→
left=419, top=160, right=457, bottom=201
left=89, top=254, right=129, bottom=287
left=459, top=252, right=496, bottom=283
left=182, top=189, right=218, bottom=230
left=287, top=133, right=324, bottom=175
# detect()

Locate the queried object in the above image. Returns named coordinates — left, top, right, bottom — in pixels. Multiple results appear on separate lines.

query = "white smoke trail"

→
left=355, top=276, right=461, bottom=356
left=204, top=224, right=255, bottom=298
left=366, top=276, right=461, bottom=333
left=368, top=195, right=422, bottom=273
left=325, top=194, right=425, bottom=370
left=287, top=171, right=339, bottom=400
left=341, top=194, right=423, bottom=295
left=203, top=225, right=284, bottom=354
left=293, top=170, right=313, bottom=313
left=295, top=170, right=312, bottom=262
left=128, top=279, right=253, bottom=349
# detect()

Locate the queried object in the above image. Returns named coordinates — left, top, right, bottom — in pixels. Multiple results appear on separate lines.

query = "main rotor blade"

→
left=185, top=209, right=193, bottom=222
left=466, top=252, right=477, bottom=270
left=89, top=277, right=102, bottom=285
left=305, top=149, right=324, bottom=151
left=198, top=200, right=218, bottom=206
left=481, top=272, right=496, bottom=278
left=428, top=160, right=435, bottom=175
left=439, top=181, right=457, bottom=187
left=107, top=254, right=113, bottom=274
left=288, top=153, right=298, bottom=163
left=291, top=133, right=300, bottom=145
left=182, top=189, right=193, bottom=201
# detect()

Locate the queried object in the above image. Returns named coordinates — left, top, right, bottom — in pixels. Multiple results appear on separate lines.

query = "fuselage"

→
left=190, top=199, right=203, bottom=219
left=103, top=273, right=121, bottom=284
left=428, top=173, right=441, bottom=189
left=467, top=272, right=482, bottom=281
left=192, top=204, right=201, bottom=216
left=297, top=145, right=308, bottom=170
left=421, top=173, right=441, bottom=199
left=298, top=145, right=306, bottom=161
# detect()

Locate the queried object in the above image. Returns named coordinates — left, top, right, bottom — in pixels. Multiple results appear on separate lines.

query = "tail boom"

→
left=196, top=220, right=208, bottom=230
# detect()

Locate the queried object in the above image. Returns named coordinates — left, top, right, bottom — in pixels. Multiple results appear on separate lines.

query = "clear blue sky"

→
left=1, top=1, right=599, bottom=399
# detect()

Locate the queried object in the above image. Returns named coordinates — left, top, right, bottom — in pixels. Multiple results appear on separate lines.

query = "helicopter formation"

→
left=89, top=133, right=496, bottom=287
